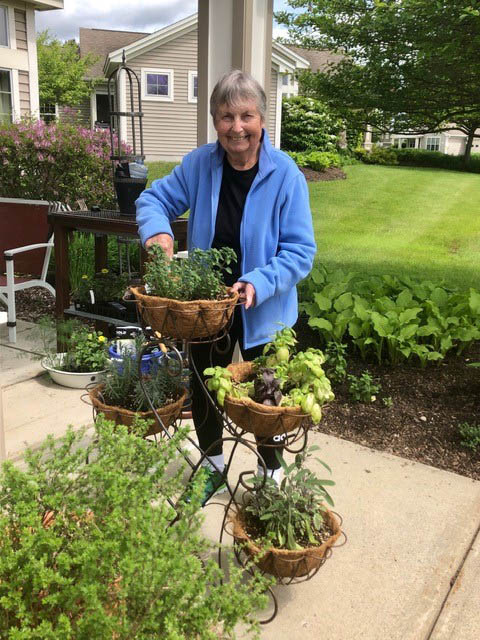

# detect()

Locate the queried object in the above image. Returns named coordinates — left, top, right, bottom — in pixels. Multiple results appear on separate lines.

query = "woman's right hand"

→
left=145, top=233, right=174, bottom=258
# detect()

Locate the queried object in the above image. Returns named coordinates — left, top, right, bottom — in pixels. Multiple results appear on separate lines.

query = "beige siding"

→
left=125, top=29, right=198, bottom=160
left=59, top=96, right=91, bottom=126
left=14, top=9, right=27, bottom=51
left=18, top=71, right=30, bottom=116
left=267, top=68, right=277, bottom=142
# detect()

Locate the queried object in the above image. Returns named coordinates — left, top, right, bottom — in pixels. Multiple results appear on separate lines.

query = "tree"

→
left=276, top=1, right=480, bottom=163
left=37, top=30, right=99, bottom=107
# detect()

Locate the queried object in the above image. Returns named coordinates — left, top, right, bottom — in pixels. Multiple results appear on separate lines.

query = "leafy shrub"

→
left=347, top=371, right=380, bottom=403
left=0, top=118, right=132, bottom=208
left=359, top=145, right=399, bottom=165
left=300, top=264, right=480, bottom=366
left=391, top=148, right=480, bottom=173
left=458, top=422, right=480, bottom=451
left=0, top=417, right=268, bottom=638
left=73, top=268, right=128, bottom=304
left=144, top=245, right=236, bottom=301
left=245, top=446, right=335, bottom=550
left=281, top=96, right=344, bottom=152
left=288, top=150, right=343, bottom=171
left=325, top=341, right=348, bottom=384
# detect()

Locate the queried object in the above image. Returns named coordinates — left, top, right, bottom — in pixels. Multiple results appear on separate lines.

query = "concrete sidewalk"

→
left=1, top=319, right=479, bottom=639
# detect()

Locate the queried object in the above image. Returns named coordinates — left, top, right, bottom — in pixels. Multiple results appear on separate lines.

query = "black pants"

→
left=190, top=308, right=284, bottom=469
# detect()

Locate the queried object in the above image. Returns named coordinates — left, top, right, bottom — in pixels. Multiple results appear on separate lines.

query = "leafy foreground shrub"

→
left=355, top=145, right=399, bottom=166
left=0, top=417, right=268, bottom=639
left=458, top=422, right=480, bottom=452
left=300, top=264, right=480, bottom=366
left=0, top=118, right=132, bottom=208
left=281, top=96, right=344, bottom=153
left=288, top=150, right=343, bottom=172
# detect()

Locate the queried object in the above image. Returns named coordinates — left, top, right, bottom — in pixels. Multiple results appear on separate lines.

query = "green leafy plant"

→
left=244, top=446, right=335, bottom=550
left=382, top=396, right=394, bottom=408
left=347, top=371, right=380, bottom=403
left=103, top=336, right=182, bottom=412
left=0, top=417, right=268, bottom=639
left=287, top=150, right=343, bottom=172
left=38, top=318, right=109, bottom=373
left=73, top=268, right=128, bottom=304
left=205, top=327, right=334, bottom=424
left=144, top=245, right=237, bottom=301
left=359, top=145, right=399, bottom=166
left=281, top=96, right=344, bottom=152
left=324, top=341, right=348, bottom=384
left=458, top=422, right=480, bottom=452
left=300, top=264, right=480, bottom=366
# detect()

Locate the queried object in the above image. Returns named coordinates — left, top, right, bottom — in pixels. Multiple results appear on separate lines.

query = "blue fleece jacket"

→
left=136, top=130, right=316, bottom=349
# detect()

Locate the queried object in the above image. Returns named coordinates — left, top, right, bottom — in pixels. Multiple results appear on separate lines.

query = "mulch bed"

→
left=9, top=289, right=480, bottom=481
left=300, top=166, right=347, bottom=182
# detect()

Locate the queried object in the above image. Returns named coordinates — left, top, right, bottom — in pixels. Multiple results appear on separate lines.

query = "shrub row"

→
left=355, top=145, right=480, bottom=173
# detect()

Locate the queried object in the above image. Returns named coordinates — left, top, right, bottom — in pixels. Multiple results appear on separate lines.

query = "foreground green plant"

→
left=144, top=245, right=237, bottom=301
left=73, top=268, right=128, bottom=304
left=244, top=447, right=335, bottom=550
left=324, top=341, right=348, bottom=384
left=0, top=417, right=268, bottom=639
left=347, top=371, right=380, bottom=403
left=458, top=422, right=480, bottom=452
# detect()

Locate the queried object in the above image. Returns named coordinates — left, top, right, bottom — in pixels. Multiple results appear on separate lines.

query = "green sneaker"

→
left=200, top=467, right=228, bottom=505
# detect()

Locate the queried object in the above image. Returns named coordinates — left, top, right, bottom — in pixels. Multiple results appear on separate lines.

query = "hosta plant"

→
left=205, top=326, right=334, bottom=424
left=0, top=417, right=269, bottom=639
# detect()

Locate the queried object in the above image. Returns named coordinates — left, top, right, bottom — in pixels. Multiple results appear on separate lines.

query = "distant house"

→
left=74, top=14, right=310, bottom=161
left=379, top=130, right=480, bottom=156
left=0, top=0, right=63, bottom=124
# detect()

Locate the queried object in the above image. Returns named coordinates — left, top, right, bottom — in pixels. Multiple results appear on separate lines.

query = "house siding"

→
left=125, top=29, right=198, bottom=161
left=14, top=9, right=28, bottom=51
left=18, top=70, right=30, bottom=116
left=59, top=96, right=91, bottom=126
left=267, top=68, right=277, bottom=143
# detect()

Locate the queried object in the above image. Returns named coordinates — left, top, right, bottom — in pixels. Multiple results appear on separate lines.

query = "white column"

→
left=197, top=0, right=273, bottom=145
left=275, top=69, right=282, bottom=148
left=26, top=7, right=39, bottom=118
left=364, top=125, right=373, bottom=150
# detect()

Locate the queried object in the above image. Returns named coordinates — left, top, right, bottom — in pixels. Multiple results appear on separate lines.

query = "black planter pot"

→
left=114, top=177, right=147, bottom=217
left=73, top=299, right=138, bottom=322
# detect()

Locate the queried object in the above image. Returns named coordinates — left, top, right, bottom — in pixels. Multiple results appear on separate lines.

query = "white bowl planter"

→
left=42, top=353, right=106, bottom=389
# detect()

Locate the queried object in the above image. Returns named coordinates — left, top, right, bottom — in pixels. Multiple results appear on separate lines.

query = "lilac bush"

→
left=0, top=118, right=132, bottom=209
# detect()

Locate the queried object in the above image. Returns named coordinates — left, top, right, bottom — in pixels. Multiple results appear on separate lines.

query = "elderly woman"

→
left=136, top=70, right=316, bottom=503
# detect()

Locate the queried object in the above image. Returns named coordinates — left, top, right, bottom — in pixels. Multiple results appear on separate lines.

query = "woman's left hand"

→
left=232, top=281, right=256, bottom=309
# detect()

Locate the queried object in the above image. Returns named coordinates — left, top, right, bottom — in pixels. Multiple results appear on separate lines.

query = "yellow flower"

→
left=98, top=335, right=107, bottom=343
left=81, top=274, right=89, bottom=279
left=101, top=268, right=109, bottom=274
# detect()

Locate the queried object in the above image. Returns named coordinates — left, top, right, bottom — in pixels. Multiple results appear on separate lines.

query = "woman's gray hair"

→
left=210, top=70, right=266, bottom=121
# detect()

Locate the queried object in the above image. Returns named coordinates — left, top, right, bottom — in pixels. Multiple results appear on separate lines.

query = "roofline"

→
left=273, top=41, right=310, bottom=68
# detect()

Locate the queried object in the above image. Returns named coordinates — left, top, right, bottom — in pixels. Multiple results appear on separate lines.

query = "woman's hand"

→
left=232, top=281, right=256, bottom=309
left=145, top=233, right=174, bottom=258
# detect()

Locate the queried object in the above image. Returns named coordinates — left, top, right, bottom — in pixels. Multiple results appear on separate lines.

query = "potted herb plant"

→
left=229, top=446, right=342, bottom=579
left=72, top=269, right=137, bottom=322
left=40, top=319, right=109, bottom=389
left=130, top=245, right=239, bottom=339
left=0, top=417, right=270, bottom=638
left=204, top=327, right=335, bottom=437
left=88, top=338, right=187, bottom=436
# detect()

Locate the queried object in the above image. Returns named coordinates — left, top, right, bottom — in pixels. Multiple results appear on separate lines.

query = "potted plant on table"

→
left=40, top=319, right=109, bottom=388
left=204, top=327, right=335, bottom=438
left=130, top=245, right=239, bottom=340
left=72, top=269, right=137, bottom=322
left=229, top=446, right=342, bottom=579
left=88, top=340, right=187, bottom=436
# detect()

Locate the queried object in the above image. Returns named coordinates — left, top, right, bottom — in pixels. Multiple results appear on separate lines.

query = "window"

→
left=188, top=70, right=197, bottom=103
left=397, top=138, right=416, bottom=149
left=0, top=69, right=12, bottom=124
left=40, top=103, right=57, bottom=123
left=282, top=74, right=289, bottom=86
left=141, top=68, right=173, bottom=101
left=0, top=6, right=8, bottom=47
left=426, top=136, right=440, bottom=152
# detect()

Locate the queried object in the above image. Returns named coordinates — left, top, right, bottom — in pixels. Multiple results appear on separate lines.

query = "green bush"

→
left=0, top=118, right=132, bottom=208
left=391, top=148, right=480, bottom=173
left=360, top=145, right=399, bottom=166
left=458, top=422, right=480, bottom=451
left=288, top=150, right=343, bottom=171
left=281, top=96, right=344, bottom=152
left=0, top=418, right=268, bottom=639
left=300, top=264, right=480, bottom=366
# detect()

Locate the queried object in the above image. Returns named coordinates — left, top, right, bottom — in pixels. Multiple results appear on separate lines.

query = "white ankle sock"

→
left=202, top=453, right=225, bottom=473
left=257, top=466, right=283, bottom=484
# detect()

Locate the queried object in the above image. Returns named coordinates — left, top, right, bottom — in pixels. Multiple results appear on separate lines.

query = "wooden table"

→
left=47, top=209, right=188, bottom=329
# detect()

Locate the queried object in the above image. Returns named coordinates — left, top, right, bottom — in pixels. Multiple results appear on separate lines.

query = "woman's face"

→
left=214, top=99, right=263, bottom=162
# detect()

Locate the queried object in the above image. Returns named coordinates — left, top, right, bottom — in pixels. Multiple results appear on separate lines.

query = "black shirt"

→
left=212, top=156, right=259, bottom=286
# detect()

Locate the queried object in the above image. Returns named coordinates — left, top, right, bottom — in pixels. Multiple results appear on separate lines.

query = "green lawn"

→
left=145, top=162, right=480, bottom=289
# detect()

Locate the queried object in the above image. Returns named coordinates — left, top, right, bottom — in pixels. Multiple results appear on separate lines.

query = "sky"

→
left=36, top=0, right=293, bottom=42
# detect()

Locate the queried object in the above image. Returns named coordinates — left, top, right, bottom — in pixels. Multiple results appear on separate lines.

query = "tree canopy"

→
left=276, top=1, right=480, bottom=160
left=37, top=31, right=99, bottom=107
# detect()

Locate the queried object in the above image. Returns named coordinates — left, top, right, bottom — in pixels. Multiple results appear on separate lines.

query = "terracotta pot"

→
left=224, top=362, right=306, bottom=438
left=130, top=286, right=238, bottom=340
left=229, top=506, right=341, bottom=579
left=88, top=384, right=187, bottom=436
